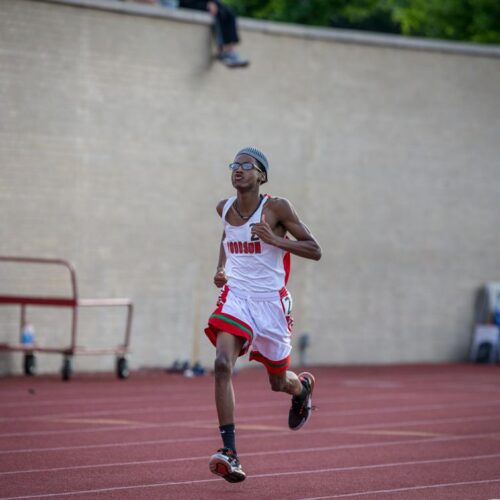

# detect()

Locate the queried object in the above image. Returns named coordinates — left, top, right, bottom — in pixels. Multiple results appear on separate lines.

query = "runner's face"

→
left=231, top=154, right=264, bottom=189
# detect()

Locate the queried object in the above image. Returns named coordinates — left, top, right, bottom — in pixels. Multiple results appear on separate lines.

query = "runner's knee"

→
left=214, top=353, right=233, bottom=377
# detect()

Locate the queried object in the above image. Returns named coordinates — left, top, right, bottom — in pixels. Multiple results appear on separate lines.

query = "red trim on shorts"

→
left=249, top=350, right=291, bottom=374
left=217, top=285, right=230, bottom=306
left=204, top=308, right=253, bottom=356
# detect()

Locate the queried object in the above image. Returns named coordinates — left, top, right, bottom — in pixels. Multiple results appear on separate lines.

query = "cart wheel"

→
left=62, top=357, right=72, bottom=381
left=117, top=357, right=129, bottom=379
left=23, top=353, right=36, bottom=376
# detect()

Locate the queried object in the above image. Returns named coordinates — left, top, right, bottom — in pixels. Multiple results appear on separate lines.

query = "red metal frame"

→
left=0, top=256, right=133, bottom=358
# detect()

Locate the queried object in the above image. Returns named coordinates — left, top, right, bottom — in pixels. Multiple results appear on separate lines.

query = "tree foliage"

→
left=224, top=0, right=500, bottom=44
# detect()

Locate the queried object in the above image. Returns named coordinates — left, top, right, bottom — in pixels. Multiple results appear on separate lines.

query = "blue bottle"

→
left=21, top=323, right=35, bottom=346
left=494, top=307, right=500, bottom=327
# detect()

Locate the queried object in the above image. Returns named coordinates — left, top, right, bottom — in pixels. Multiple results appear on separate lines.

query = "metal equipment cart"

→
left=0, top=256, right=134, bottom=380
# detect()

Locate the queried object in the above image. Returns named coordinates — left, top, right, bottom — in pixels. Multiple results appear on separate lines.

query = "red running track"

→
left=1, top=364, right=500, bottom=499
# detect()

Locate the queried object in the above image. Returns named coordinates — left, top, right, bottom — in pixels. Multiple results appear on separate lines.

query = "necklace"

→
left=233, top=194, right=263, bottom=220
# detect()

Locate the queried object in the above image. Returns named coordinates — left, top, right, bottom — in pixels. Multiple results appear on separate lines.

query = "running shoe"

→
left=209, top=448, right=246, bottom=483
left=218, top=51, right=250, bottom=68
left=288, top=372, right=315, bottom=430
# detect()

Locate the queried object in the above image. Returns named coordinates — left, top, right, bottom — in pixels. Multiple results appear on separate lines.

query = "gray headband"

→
left=236, top=147, right=269, bottom=182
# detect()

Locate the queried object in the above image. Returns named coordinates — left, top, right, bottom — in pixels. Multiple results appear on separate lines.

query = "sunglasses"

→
left=229, top=162, right=263, bottom=174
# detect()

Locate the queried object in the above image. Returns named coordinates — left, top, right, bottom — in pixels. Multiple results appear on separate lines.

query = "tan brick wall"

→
left=1, top=0, right=500, bottom=374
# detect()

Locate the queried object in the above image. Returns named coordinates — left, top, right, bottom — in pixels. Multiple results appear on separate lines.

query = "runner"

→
left=205, top=147, right=322, bottom=482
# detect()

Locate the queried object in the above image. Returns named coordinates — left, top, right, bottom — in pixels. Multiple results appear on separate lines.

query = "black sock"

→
left=219, top=423, right=236, bottom=455
left=297, top=383, right=308, bottom=400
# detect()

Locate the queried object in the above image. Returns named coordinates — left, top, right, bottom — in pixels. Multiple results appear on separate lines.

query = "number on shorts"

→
left=281, top=294, right=292, bottom=315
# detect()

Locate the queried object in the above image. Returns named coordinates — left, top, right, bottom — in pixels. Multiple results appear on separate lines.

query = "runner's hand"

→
left=214, top=268, right=227, bottom=288
left=250, top=214, right=277, bottom=245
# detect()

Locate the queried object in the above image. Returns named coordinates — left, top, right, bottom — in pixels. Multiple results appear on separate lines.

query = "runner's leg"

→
left=268, top=370, right=316, bottom=431
left=268, top=371, right=303, bottom=395
left=215, top=331, right=244, bottom=426
left=209, top=331, right=247, bottom=482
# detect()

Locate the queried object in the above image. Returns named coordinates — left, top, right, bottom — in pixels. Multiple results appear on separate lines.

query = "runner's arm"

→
left=214, top=200, right=228, bottom=286
left=216, top=230, right=226, bottom=271
left=250, top=199, right=322, bottom=261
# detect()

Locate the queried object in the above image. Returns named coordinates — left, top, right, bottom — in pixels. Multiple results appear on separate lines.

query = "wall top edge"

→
left=35, top=0, right=500, bottom=59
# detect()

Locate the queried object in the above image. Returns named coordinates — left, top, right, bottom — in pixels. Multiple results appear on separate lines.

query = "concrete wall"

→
left=1, top=0, right=500, bottom=374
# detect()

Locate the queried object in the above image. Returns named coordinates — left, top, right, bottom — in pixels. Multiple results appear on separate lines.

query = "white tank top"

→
left=222, top=195, right=290, bottom=294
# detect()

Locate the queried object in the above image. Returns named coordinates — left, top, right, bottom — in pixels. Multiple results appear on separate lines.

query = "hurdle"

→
left=0, top=256, right=133, bottom=380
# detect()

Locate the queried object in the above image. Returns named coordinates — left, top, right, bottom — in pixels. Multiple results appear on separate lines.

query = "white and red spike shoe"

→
left=209, top=448, right=246, bottom=483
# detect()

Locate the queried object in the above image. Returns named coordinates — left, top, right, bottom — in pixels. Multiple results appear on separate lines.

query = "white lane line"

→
left=3, top=398, right=500, bottom=439
left=0, top=434, right=217, bottom=455
left=337, top=371, right=500, bottom=384
left=0, top=400, right=268, bottom=423
left=1, top=431, right=500, bottom=476
left=2, top=380, right=498, bottom=422
left=1, top=412, right=499, bottom=455
left=0, top=389, right=419, bottom=410
left=1, top=390, right=449, bottom=423
left=300, top=478, right=500, bottom=499
left=2, top=453, right=500, bottom=499
left=3, top=374, right=499, bottom=413
left=0, top=368, right=495, bottom=401
left=2, top=378, right=497, bottom=412
left=0, top=391, right=212, bottom=410
left=434, top=382, right=500, bottom=392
